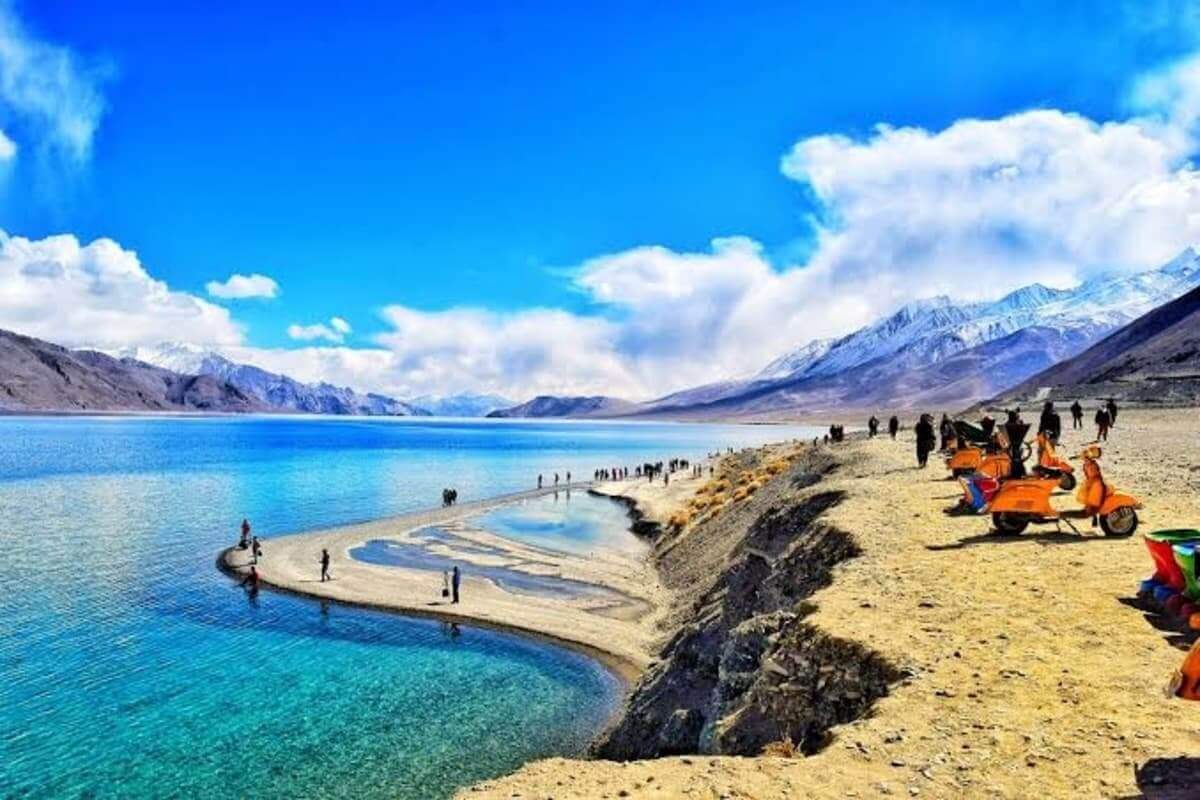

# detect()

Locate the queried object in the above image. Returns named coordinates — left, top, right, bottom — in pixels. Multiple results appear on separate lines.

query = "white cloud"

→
left=0, top=230, right=243, bottom=348
left=0, top=2, right=107, bottom=162
left=0, top=128, right=14, bottom=160
left=301, top=99, right=1200, bottom=401
left=205, top=272, right=279, bottom=300
left=287, top=318, right=351, bottom=344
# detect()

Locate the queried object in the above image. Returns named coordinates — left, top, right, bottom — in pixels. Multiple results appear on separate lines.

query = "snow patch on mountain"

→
left=757, top=248, right=1200, bottom=383
left=119, top=343, right=429, bottom=416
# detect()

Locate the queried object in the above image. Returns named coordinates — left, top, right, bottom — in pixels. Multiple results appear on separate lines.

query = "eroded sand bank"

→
left=219, top=483, right=668, bottom=679
left=467, top=408, right=1200, bottom=799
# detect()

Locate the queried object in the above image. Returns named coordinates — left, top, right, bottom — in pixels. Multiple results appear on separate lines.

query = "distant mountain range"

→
left=121, top=343, right=429, bottom=416
left=996, top=282, right=1200, bottom=406
left=486, top=395, right=637, bottom=418
left=627, top=249, right=1200, bottom=417
left=0, top=329, right=262, bottom=413
left=409, top=392, right=513, bottom=418
left=9, top=249, right=1200, bottom=419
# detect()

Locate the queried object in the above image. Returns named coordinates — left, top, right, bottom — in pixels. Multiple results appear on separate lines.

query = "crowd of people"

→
left=849, top=397, right=1121, bottom=470
left=441, top=488, right=459, bottom=506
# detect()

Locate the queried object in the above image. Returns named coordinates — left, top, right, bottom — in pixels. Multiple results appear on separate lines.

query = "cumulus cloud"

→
left=205, top=272, right=280, bottom=300
left=0, top=2, right=107, bottom=162
left=288, top=318, right=351, bottom=344
left=779, top=108, right=1200, bottom=310
left=0, top=230, right=243, bottom=348
left=231, top=97, right=1200, bottom=401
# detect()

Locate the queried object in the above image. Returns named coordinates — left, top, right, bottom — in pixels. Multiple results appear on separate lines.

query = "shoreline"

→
left=216, top=481, right=669, bottom=685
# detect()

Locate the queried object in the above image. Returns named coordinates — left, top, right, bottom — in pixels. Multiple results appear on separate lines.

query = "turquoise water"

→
left=0, top=415, right=817, bottom=799
left=474, top=491, right=648, bottom=556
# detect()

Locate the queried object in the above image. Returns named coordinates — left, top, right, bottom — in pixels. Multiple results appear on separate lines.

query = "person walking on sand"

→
left=1070, top=400, right=1083, bottom=429
left=320, top=548, right=330, bottom=582
left=451, top=566, right=461, bottom=604
left=915, top=414, right=936, bottom=468
left=888, top=416, right=899, bottom=439
left=1095, top=407, right=1111, bottom=442
left=868, top=416, right=879, bottom=438
left=537, top=474, right=543, bottom=489
left=1106, top=398, right=1119, bottom=427
left=1038, top=401, right=1061, bottom=443
left=566, top=471, right=571, bottom=485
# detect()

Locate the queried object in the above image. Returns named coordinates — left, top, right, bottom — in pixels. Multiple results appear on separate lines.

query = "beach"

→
left=464, top=407, right=1200, bottom=799
left=220, top=482, right=672, bottom=680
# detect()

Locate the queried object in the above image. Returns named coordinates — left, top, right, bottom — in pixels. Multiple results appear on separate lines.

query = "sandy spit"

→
left=219, top=482, right=669, bottom=681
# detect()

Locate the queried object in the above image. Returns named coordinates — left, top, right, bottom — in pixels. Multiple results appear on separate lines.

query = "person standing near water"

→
left=888, top=416, right=899, bottom=439
left=252, top=536, right=262, bottom=565
left=240, top=518, right=251, bottom=549
left=451, top=566, right=461, bottom=604
left=537, top=474, right=542, bottom=489
left=320, top=548, right=330, bottom=582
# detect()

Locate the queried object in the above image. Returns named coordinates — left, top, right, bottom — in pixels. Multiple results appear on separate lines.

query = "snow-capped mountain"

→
left=408, top=393, right=514, bottom=418
left=758, top=248, right=1200, bottom=384
left=119, top=343, right=429, bottom=417
left=634, top=248, right=1200, bottom=417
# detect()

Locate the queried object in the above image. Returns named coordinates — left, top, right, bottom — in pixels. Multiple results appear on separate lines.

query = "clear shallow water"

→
left=0, top=415, right=818, bottom=799
left=474, top=491, right=648, bottom=557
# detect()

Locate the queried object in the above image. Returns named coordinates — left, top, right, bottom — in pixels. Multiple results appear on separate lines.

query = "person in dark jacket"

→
left=1106, top=398, right=1118, bottom=427
left=1038, top=401, right=1062, bottom=443
left=1069, top=401, right=1083, bottom=429
left=888, top=416, right=899, bottom=439
left=868, top=416, right=879, bottom=437
left=938, top=414, right=954, bottom=451
left=1095, top=407, right=1111, bottom=441
left=915, top=414, right=937, bottom=468
left=451, top=566, right=461, bottom=604
left=980, top=414, right=996, bottom=440
left=1004, top=410, right=1030, bottom=478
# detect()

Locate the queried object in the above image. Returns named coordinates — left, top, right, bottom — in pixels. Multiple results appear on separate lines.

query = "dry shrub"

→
left=761, top=739, right=798, bottom=758
left=667, top=510, right=692, bottom=531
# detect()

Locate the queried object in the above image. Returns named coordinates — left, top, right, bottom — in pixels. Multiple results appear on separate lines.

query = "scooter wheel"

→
left=992, top=512, right=1029, bottom=536
left=1058, top=473, right=1076, bottom=491
left=1100, top=508, right=1138, bottom=538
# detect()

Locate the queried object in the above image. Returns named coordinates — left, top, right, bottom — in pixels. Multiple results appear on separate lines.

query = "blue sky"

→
left=4, top=1, right=1200, bottom=398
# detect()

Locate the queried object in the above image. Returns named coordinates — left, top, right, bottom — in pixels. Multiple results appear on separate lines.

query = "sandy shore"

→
left=219, top=483, right=668, bottom=680
left=467, top=408, right=1200, bottom=799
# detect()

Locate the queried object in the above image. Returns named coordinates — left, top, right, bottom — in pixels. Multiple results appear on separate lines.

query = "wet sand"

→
left=219, top=483, right=668, bottom=680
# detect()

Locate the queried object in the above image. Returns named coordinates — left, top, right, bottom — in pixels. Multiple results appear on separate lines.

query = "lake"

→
left=0, top=415, right=818, bottom=799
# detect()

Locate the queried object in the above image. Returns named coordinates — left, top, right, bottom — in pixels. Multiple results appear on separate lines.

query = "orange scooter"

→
left=987, top=445, right=1140, bottom=537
